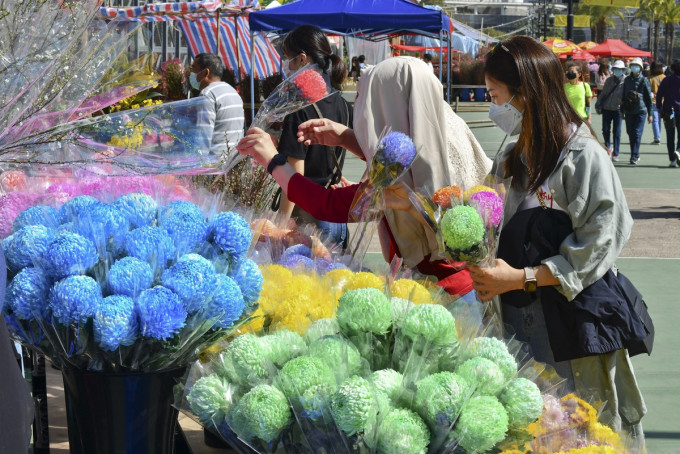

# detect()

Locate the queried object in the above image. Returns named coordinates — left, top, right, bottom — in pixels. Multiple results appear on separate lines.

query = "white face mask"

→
left=488, top=95, right=523, bottom=136
left=281, top=56, right=298, bottom=79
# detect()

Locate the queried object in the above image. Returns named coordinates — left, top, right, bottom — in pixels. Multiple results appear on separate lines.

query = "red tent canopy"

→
left=587, top=39, right=652, bottom=57
left=559, top=49, right=596, bottom=61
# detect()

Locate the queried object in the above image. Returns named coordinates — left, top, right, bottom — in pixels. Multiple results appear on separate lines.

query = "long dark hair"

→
left=282, top=25, right=346, bottom=89
left=485, top=36, right=584, bottom=193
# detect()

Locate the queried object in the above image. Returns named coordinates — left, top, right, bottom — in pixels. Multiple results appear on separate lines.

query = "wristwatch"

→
left=523, top=267, right=537, bottom=293
left=266, top=153, right=288, bottom=175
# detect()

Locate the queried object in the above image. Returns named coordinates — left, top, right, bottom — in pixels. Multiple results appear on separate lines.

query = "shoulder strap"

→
left=311, top=102, right=344, bottom=188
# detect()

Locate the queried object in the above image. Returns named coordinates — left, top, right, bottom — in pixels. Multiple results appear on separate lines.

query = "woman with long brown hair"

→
left=469, top=36, right=647, bottom=445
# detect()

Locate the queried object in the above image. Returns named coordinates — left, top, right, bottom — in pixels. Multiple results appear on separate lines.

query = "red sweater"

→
left=287, top=174, right=473, bottom=296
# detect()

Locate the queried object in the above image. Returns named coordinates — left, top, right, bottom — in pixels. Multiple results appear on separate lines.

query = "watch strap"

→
left=524, top=266, right=537, bottom=293
left=267, top=154, right=287, bottom=175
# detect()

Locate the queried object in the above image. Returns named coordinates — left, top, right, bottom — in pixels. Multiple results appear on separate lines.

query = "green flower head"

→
left=214, top=334, right=271, bottom=386
left=300, top=383, right=336, bottom=420
left=276, top=355, right=336, bottom=404
left=401, top=304, right=457, bottom=346
left=263, top=330, right=308, bottom=368
left=186, top=375, right=237, bottom=430
left=308, top=335, right=363, bottom=380
left=331, top=375, right=376, bottom=436
left=457, top=357, right=506, bottom=397
left=452, top=395, right=509, bottom=453
left=337, top=288, right=392, bottom=335
left=461, top=337, right=517, bottom=381
left=371, top=369, right=404, bottom=404
left=377, top=408, right=430, bottom=454
left=415, top=372, right=469, bottom=427
left=441, top=205, right=485, bottom=251
left=499, top=377, right=543, bottom=429
left=389, top=297, right=413, bottom=328
left=304, top=318, right=340, bottom=344
left=229, top=384, right=292, bottom=443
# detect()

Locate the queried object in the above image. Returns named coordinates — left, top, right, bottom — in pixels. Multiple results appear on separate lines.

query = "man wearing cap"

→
left=596, top=60, right=627, bottom=160
left=621, top=57, right=653, bottom=165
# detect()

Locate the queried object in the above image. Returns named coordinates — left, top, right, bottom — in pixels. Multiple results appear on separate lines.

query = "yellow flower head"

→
left=344, top=271, right=384, bottom=292
left=389, top=279, right=432, bottom=304
left=325, top=268, right=354, bottom=289
left=261, top=264, right=294, bottom=283
left=282, top=274, right=317, bottom=299
left=234, top=307, right=266, bottom=335
left=464, top=184, right=498, bottom=200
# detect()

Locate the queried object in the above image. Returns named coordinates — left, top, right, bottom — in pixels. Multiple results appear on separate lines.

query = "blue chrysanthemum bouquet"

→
left=1, top=192, right=263, bottom=372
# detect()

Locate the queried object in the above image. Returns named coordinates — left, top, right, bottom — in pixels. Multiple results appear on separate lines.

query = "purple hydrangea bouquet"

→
left=1, top=192, right=263, bottom=372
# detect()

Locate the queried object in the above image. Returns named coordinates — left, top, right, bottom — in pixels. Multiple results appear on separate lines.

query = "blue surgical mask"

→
left=489, top=95, right=523, bottom=136
left=189, top=71, right=201, bottom=90
left=630, top=65, right=641, bottom=75
left=612, top=68, right=624, bottom=77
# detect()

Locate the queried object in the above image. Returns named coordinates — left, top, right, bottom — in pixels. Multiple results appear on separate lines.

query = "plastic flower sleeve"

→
left=249, top=64, right=332, bottom=134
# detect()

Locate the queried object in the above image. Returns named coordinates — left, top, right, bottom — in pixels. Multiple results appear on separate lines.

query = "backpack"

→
left=621, top=77, right=642, bottom=111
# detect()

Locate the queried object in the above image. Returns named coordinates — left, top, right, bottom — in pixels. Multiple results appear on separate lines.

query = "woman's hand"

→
left=236, top=128, right=278, bottom=168
left=330, top=176, right=355, bottom=189
left=468, top=259, right=524, bottom=301
left=297, top=119, right=348, bottom=147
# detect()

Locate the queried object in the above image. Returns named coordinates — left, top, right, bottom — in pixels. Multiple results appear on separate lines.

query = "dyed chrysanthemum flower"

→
left=2, top=225, right=55, bottom=271
left=300, top=383, right=335, bottom=420
left=278, top=253, right=314, bottom=270
left=214, top=333, right=270, bottom=386
left=262, top=329, right=307, bottom=367
left=113, top=193, right=158, bottom=229
left=94, top=295, right=138, bottom=351
left=42, top=232, right=99, bottom=280
left=74, top=203, right=129, bottom=250
left=441, top=205, right=485, bottom=252
left=331, top=375, right=376, bottom=436
left=389, top=297, right=413, bottom=328
left=378, top=131, right=417, bottom=168
left=229, top=384, right=292, bottom=443
left=415, top=371, right=469, bottom=427
left=308, top=335, right=362, bottom=379
left=337, top=288, right=392, bottom=335
left=280, top=244, right=311, bottom=261
left=162, top=253, right=217, bottom=313
left=227, top=258, right=263, bottom=307
left=107, top=257, right=154, bottom=298
left=469, top=191, right=504, bottom=228
left=0, top=192, right=35, bottom=238
left=457, top=357, right=506, bottom=396
left=276, top=355, right=336, bottom=403
left=208, top=275, right=245, bottom=329
left=295, top=69, right=328, bottom=102
left=49, top=275, right=102, bottom=324
left=158, top=201, right=208, bottom=254
left=4, top=268, right=51, bottom=320
left=461, top=337, right=517, bottom=381
left=58, top=195, right=99, bottom=223
left=304, top=318, right=341, bottom=344
left=123, top=226, right=175, bottom=269
left=401, top=303, right=457, bottom=346
left=324, top=268, right=354, bottom=289
left=371, top=369, right=404, bottom=404
left=315, top=260, right=349, bottom=275
left=209, top=211, right=251, bottom=257
left=186, top=375, right=236, bottom=429
left=464, top=184, right=498, bottom=199
left=344, top=271, right=383, bottom=291
left=377, top=408, right=430, bottom=454
left=452, top=395, right=509, bottom=453
left=136, top=286, right=187, bottom=340
left=13, top=205, right=59, bottom=232
left=389, top=279, right=432, bottom=305
left=432, top=185, right=463, bottom=208
left=261, top=264, right=293, bottom=283
left=499, top=377, right=543, bottom=429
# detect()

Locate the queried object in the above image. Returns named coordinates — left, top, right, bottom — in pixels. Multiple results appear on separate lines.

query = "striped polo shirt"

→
left=199, top=81, right=244, bottom=154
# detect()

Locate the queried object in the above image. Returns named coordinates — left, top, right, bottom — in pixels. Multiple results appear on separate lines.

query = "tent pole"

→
left=215, top=9, right=221, bottom=55
left=250, top=30, right=256, bottom=122
left=438, top=30, right=443, bottom=82
left=447, top=30, right=451, bottom=104
left=235, top=15, right=241, bottom=84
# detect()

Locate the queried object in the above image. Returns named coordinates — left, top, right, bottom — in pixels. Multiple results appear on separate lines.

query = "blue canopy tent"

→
left=247, top=0, right=454, bottom=115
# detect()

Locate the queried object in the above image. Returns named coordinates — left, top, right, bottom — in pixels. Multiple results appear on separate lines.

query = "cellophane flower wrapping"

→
left=178, top=270, right=577, bottom=454
left=1, top=176, right=266, bottom=372
left=249, top=64, right=332, bottom=133
left=346, top=130, right=418, bottom=260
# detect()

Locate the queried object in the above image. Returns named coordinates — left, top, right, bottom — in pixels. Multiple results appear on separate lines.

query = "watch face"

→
left=525, top=280, right=538, bottom=293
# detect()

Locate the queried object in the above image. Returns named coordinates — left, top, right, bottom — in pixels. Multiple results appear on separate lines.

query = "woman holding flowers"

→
left=467, top=36, right=646, bottom=444
left=238, top=57, right=490, bottom=298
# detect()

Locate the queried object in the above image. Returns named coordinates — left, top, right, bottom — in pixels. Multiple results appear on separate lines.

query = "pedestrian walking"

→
left=649, top=62, right=665, bottom=144
left=621, top=57, right=653, bottom=165
left=656, top=59, right=680, bottom=167
left=596, top=60, right=626, bottom=160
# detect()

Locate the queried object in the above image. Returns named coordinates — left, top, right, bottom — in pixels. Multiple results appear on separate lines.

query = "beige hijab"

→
left=354, top=57, right=490, bottom=267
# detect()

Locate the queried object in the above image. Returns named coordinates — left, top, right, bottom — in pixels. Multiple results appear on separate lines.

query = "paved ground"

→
left=44, top=106, right=680, bottom=453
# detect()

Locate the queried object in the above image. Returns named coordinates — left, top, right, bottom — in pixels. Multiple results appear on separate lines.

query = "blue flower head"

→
left=123, top=226, right=176, bottom=269
left=43, top=232, right=99, bottom=280
left=49, top=275, right=102, bottom=324
left=281, top=244, right=311, bottom=262
left=59, top=195, right=99, bottom=223
left=107, top=257, right=154, bottom=298
left=113, top=193, right=158, bottom=229
left=379, top=131, right=417, bottom=167
left=74, top=203, right=130, bottom=252
left=94, top=295, right=138, bottom=351
left=228, top=258, right=262, bottom=308
left=13, top=205, right=59, bottom=232
left=315, top=260, right=349, bottom=275
left=158, top=201, right=208, bottom=255
left=137, top=286, right=187, bottom=340
left=208, top=275, right=245, bottom=329
left=162, top=253, right=217, bottom=313
left=4, top=268, right=51, bottom=320
left=209, top=212, right=251, bottom=257
left=2, top=225, right=56, bottom=272
left=278, top=254, right=314, bottom=270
